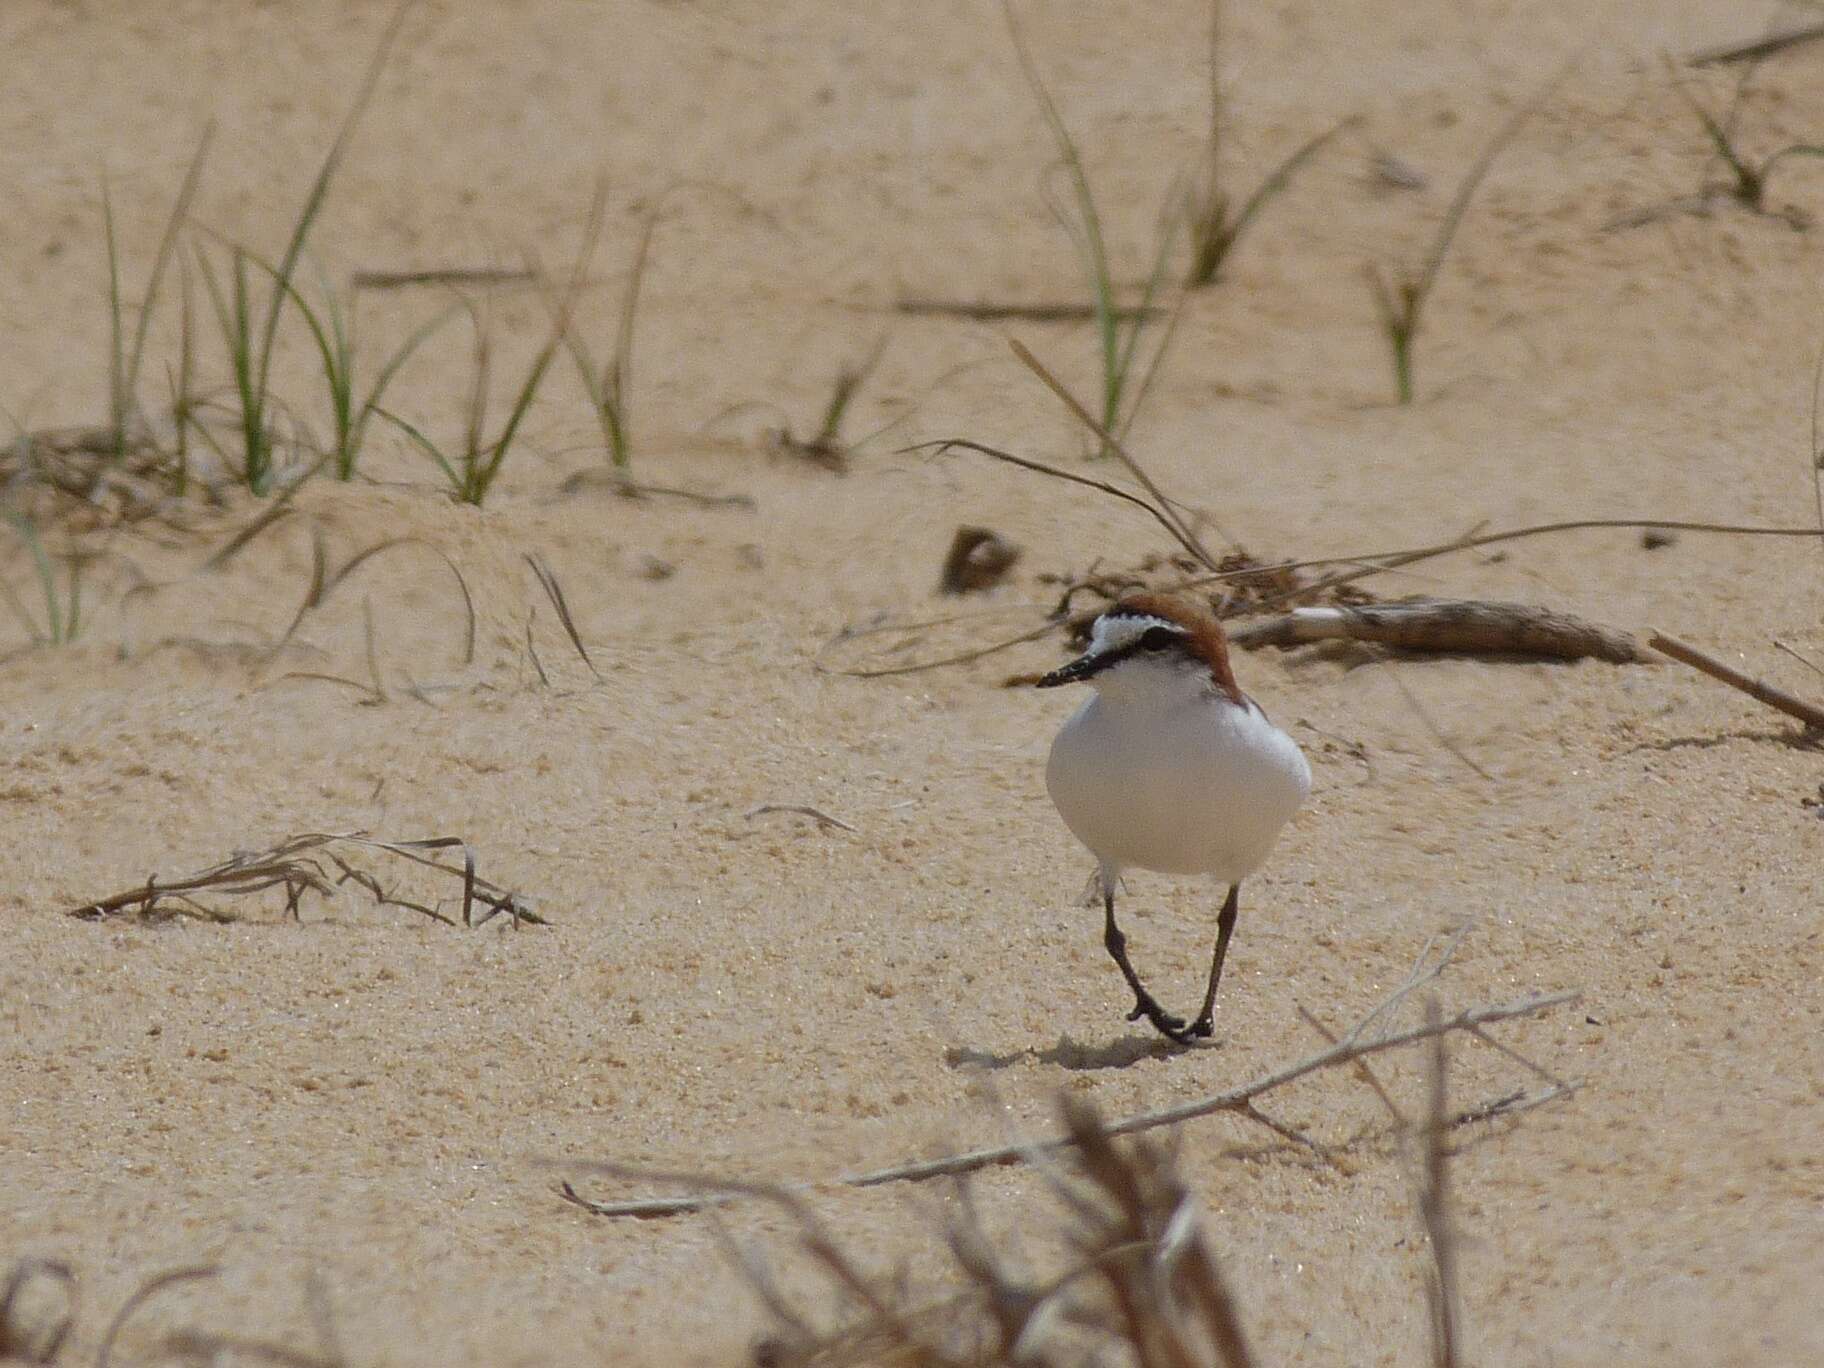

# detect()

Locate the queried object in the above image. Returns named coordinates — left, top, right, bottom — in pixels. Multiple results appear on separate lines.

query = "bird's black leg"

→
left=1188, top=884, right=1240, bottom=1039
left=1102, top=884, right=1191, bottom=1041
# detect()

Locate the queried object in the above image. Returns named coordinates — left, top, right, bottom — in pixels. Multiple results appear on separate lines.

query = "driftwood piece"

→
left=1227, top=599, right=1647, bottom=663
left=1649, top=631, right=1824, bottom=730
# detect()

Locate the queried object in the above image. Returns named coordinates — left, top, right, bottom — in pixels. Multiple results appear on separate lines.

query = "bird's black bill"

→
left=1035, top=651, right=1106, bottom=687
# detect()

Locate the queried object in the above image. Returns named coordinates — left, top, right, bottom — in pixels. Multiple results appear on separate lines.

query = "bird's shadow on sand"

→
left=944, top=1032, right=1219, bottom=1073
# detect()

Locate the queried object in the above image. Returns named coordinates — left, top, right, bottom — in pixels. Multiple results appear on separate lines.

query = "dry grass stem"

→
left=893, top=298, right=1163, bottom=323
left=67, top=831, right=544, bottom=927
left=1421, top=999, right=1464, bottom=1368
left=524, top=552, right=601, bottom=678
left=352, top=265, right=536, bottom=290
left=559, top=932, right=1577, bottom=1217
left=744, top=804, right=858, bottom=833
left=1688, top=20, right=1824, bottom=67
left=0, top=1258, right=75, bottom=1365
left=1648, top=630, right=1824, bottom=730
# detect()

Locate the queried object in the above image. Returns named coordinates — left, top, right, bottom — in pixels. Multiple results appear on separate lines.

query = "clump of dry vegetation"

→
left=66, top=831, right=543, bottom=927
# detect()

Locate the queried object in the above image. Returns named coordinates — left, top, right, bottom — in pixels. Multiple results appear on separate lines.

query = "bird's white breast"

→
left=1046, top=682, right=1310, bottom=882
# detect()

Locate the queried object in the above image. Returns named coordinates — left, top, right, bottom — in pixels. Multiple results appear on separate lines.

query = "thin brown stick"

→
left=1422, top=999, right=1463, bottom=1368
left=1687, top=21, right=1824, bottom=68
left=352, top=266, right=536, bottom=289
left=893, top=297, right=1164, bottom=322
left=745, top=804, right=858, bottom=833
left=1648, top=630, right=1824, bottom=729
left=1008, top=338, right=1220, bottom=571
left=558, top=989, right=1576, bottom=1218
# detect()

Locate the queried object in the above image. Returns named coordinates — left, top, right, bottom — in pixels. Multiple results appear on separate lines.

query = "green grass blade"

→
left=373, top=405, right=460, bottom=491
left=251, top=5, right=410, bottom=422
left=3, top=512, right=64, bottom=643
left=1003, top=0, right=1120, bottom=448
left=1219, top=119, right=1347, bottom=266
left=350, top=304, right=458, bottom=466
left=1413, top=69, right=1565, bottom=307
left=103, top=176, right=127, bottom=451
left=123, top=126, right=213, bottom=444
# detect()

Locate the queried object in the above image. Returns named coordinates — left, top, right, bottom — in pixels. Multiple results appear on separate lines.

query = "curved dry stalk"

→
left=557, top=985, right=1577, bottom=1218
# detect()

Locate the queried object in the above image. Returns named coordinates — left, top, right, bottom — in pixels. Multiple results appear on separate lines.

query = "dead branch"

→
left=559, top=989, right=1577, bottom=1218
left=1649, top=630, right=1824, bottom=730
left=1228, top=599, right=1648, bottom=663
left=66, top=831, right=545, bottom=927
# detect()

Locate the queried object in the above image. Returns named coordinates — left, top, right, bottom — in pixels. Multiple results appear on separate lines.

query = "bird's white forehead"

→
left=1089, top=612, right=1182, bottom=655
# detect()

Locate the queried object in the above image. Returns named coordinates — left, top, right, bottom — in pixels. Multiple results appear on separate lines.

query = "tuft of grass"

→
left=555, top=185, right=650, bottom=479
left=193, top=6, right=409, bottom=494
left=378, top=293, right=571, bottom=506
left=1184, top=1, right=1345, bottom=287
left=772, top=339, right=888, bottom=472
left=1364, top=78, right=1558, bottom=405
left=1673, top=58, right=1824, bottom=220
left=280, top=258, right=454, bottom=480
left=68, top=831, right=542, bottom=927
left=1004, top=0, right=1183, bottom=458
left=384, top=194, right=596, bottom=506
left=102, top=127, right=212, bottom=466
left=1, top=512, right=84, bottom=646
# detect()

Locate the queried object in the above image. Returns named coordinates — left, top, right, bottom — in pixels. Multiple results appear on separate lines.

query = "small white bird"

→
left=1038, top=593, right=1311, bottom=1043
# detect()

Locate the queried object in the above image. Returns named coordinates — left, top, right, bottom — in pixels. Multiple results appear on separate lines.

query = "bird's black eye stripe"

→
left=1139, top=625, right=1180, bottom=651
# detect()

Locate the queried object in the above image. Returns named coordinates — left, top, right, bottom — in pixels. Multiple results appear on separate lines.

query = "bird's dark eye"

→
left=1139, top=626, right=1179, bottom=651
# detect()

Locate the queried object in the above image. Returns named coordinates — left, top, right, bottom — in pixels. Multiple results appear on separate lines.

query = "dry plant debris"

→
left=564, top=984, right=1534, bottom=1366
left=1649, top=630, right=1824, bottom=731
left=1228, top=599, right=1648, bottom=664
left=0, top=1259, right=346, bottom=1368
left=66, top=831, right=544, bottom=927
left=939, top=527, right=1023, bottom=596
left=559, top=925, right=1578, bottom=1218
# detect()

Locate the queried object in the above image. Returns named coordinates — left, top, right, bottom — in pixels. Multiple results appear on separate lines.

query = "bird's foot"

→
left=1187, top=1016, right=1215, bottom=1040
left=1128, top=997, right=1195, bottom=1043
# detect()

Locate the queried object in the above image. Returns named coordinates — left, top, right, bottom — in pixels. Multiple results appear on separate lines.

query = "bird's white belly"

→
left=1046, top=691, right=1310, bottom=881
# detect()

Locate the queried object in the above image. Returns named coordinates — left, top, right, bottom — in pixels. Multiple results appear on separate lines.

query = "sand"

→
left=3, top=1, right=1823, bottom=1363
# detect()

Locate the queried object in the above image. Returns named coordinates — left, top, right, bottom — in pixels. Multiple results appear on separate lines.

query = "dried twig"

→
left=67, top=831, right=545, bottom=927
left=745, top=804, right=858, bottom=834
left=1227, top=599, right=1648, bottom=663
left=1688, top=21, right=1824, bottom=68
left=1649, top=630, right=1824, bottom=730
left=1421, top=1000, right=1463, bottom=1368
left=351, top=266, right=536, bottom=289
left=559, top=988, right=1576, bottom=1218
left=893, top=298, right=1162, bottom=323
